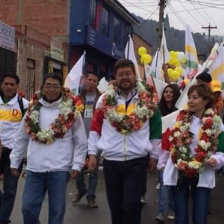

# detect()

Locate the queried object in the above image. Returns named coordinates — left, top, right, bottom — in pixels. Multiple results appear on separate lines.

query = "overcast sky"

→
left=118, top=0, right=224, bottom=37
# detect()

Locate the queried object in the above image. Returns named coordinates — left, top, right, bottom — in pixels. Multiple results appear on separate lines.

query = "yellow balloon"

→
left=170, top=51, right=177, bottom=58
left=167, top=68, right=173, bottom=77
left=141, top=54, right=152, bottom=64
left=171, top=71, right=180, bottom=80
left=138, top=47, right=147, bottom=56
left=175, top=67, right=183, bottom=75
left=174, top=51, right=179, bottom=58
left=168, top=58, right=175, bottom=65
left=173, top=59, right=180, bottom=67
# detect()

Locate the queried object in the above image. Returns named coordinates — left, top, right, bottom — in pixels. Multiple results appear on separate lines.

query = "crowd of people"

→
left=0, top=58, right=224, bottom=224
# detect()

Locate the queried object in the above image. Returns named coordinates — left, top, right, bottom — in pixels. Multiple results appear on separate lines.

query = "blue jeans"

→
left=0, top=147, right=22, bottom=223
left=171, top=185, right=211, bottom=224
left=76, top=153, right=100, bottom=202
left=158, top=170, right=174, bottom=215
left=22, top=171, right=69, bottom=224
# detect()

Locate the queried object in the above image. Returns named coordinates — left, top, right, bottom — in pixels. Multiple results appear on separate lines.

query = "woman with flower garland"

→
left=10, top=73, right=87, bottom=224
left=162, top=84, right=224, bottom=224
left=88, top=59, right=162, bottom=224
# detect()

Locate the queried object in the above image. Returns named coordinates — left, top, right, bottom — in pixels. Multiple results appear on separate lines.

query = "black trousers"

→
left=0, top=147, right=23, bottom=223
left=103, top=156, right=148, bottom=224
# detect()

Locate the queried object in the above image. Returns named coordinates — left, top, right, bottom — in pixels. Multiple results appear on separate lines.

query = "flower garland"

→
left=169, top=108, right=222, bottom=177
left=25, top=88, right=84, bottom=144
left=101, top=81, right=156, bottom=134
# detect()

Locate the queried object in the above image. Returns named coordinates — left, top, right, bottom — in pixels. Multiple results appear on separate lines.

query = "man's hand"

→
left=88, top=155, right=97, bottom=171
left=148, top=158, right=158, bottom=172
left=71, top=170, right=79, bottom=179
left=11, top=168, right=19, bottom=176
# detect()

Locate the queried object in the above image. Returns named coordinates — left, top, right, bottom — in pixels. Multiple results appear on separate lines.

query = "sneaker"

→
left=140, top=196, right=147, bottom=205
left=167, top=210, right=175, bottom=220
left=72, top=191, right=87, bottom=204
left=87, top=200, right=98, bottom=208
left=155, top=213, right=165, bottom=223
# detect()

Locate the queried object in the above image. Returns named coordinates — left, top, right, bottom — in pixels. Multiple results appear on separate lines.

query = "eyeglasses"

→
left=43, top=84, right=61, bottom=90
left=116, top=71, right=133, bottom=78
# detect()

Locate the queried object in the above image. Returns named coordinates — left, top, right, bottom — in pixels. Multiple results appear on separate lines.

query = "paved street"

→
left=2, top=169, right=223, bottom=224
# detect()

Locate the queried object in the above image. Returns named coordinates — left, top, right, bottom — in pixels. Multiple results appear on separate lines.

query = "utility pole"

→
left=202, top=24, right=217, bottom=43
left=17, top=0, right=23, bottom=25
left=158, top=0, right=166, bottom=48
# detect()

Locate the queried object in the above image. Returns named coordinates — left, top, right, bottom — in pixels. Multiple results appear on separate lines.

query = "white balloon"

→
left=178, top=52, right=185, bottom=60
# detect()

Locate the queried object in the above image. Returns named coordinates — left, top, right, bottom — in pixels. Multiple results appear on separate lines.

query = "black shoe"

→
left=72, top=191, right=87, bottom=204
left=87, top=200, right=98, bottom=208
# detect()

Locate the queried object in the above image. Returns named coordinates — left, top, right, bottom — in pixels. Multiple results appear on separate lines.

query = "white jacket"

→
left=163, top=115, right=224, bottom=189
left=10, top=97, right=87, bottom=172
left=0, top=94, right=29, bottom=149
left=88, top=93, right=161, bottom=161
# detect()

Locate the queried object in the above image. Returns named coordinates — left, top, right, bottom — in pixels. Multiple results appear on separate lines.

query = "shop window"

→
left=113, top=16, right=121, bottom=44
left=99, top=6, right=109, bottom=36
left=26, top=59, right=35, bottom=100
left=89, top=0, right=97, bottom=27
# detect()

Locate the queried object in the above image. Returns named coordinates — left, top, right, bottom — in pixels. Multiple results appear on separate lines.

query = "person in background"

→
left=0, top=74, right=28, bottom=224
left=210, top=80, right=223, bottom=116
left=155, top=84, right=180, bottom=223
left=162, top=84, right=224, bottom=224
left=88, top=59, right=161, bottom=224
left=10, top=73, right=87, bottom=224
left=196, top=71, right=212, bottom=85
left=73, top=72, right=101, bottom=208
left=210, top=80, right=224, bottom=177
left=158, top=84, right=181, bottom=116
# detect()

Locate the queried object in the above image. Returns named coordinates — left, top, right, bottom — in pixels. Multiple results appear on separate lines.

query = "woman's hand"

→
left=205, top=157, right=217, bottom=167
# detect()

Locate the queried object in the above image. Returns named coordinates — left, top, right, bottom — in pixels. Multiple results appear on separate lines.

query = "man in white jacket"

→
left=88, top=59, right=161, bottom=224
left=10, top=73, right=87, bottom=224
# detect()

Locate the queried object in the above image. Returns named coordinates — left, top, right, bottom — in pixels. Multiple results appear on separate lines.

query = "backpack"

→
left=18, top=95, right=25, bottom=117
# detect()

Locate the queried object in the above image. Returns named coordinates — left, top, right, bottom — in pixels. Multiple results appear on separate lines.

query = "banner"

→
left=0, top=21, right=15, bottom=51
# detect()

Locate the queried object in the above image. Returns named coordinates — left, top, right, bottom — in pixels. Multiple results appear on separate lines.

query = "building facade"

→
left=0, top=0, right=69, bottom=98
left=0, top=0, right=153, bottom=96
left=69, top=0, right=139, bottom=79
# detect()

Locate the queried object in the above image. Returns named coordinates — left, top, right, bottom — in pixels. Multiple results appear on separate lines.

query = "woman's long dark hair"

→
left=159, top=83, right=181, bottom=116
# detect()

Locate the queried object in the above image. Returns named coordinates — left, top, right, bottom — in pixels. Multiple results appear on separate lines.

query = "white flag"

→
left=125, top=35, right=141, bottom=79
left=149, top=26, right=170, bottom=80
left=209, top=47, right=224, bottom=85
left=185, top=25, right=198, bottom=79
left=97, top=77, right=109, bottom=93
left=149, top=50, right=160, bottom=79
left=160, top=25, right=170, bottom=65
left=64, top=52, right=85, bottom=94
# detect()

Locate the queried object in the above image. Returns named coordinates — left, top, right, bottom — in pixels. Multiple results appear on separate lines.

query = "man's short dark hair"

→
left=196, top=72, right=212, bottom=83
left=114, top=59, right=136, bottom=75
left=43, top=73, right=63, bottom=86
left=1, top=74, right=20, bottom=84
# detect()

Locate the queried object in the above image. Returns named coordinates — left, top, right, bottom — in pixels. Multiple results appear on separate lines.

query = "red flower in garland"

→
left=170, top=108, right=222, bottom=177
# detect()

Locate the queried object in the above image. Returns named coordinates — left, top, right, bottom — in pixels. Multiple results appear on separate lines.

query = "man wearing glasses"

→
left=10, top=73, right=87, bottom=224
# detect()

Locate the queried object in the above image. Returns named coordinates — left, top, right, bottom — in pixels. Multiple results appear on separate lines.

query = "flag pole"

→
left=127, top=35, right=130, bottom=59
